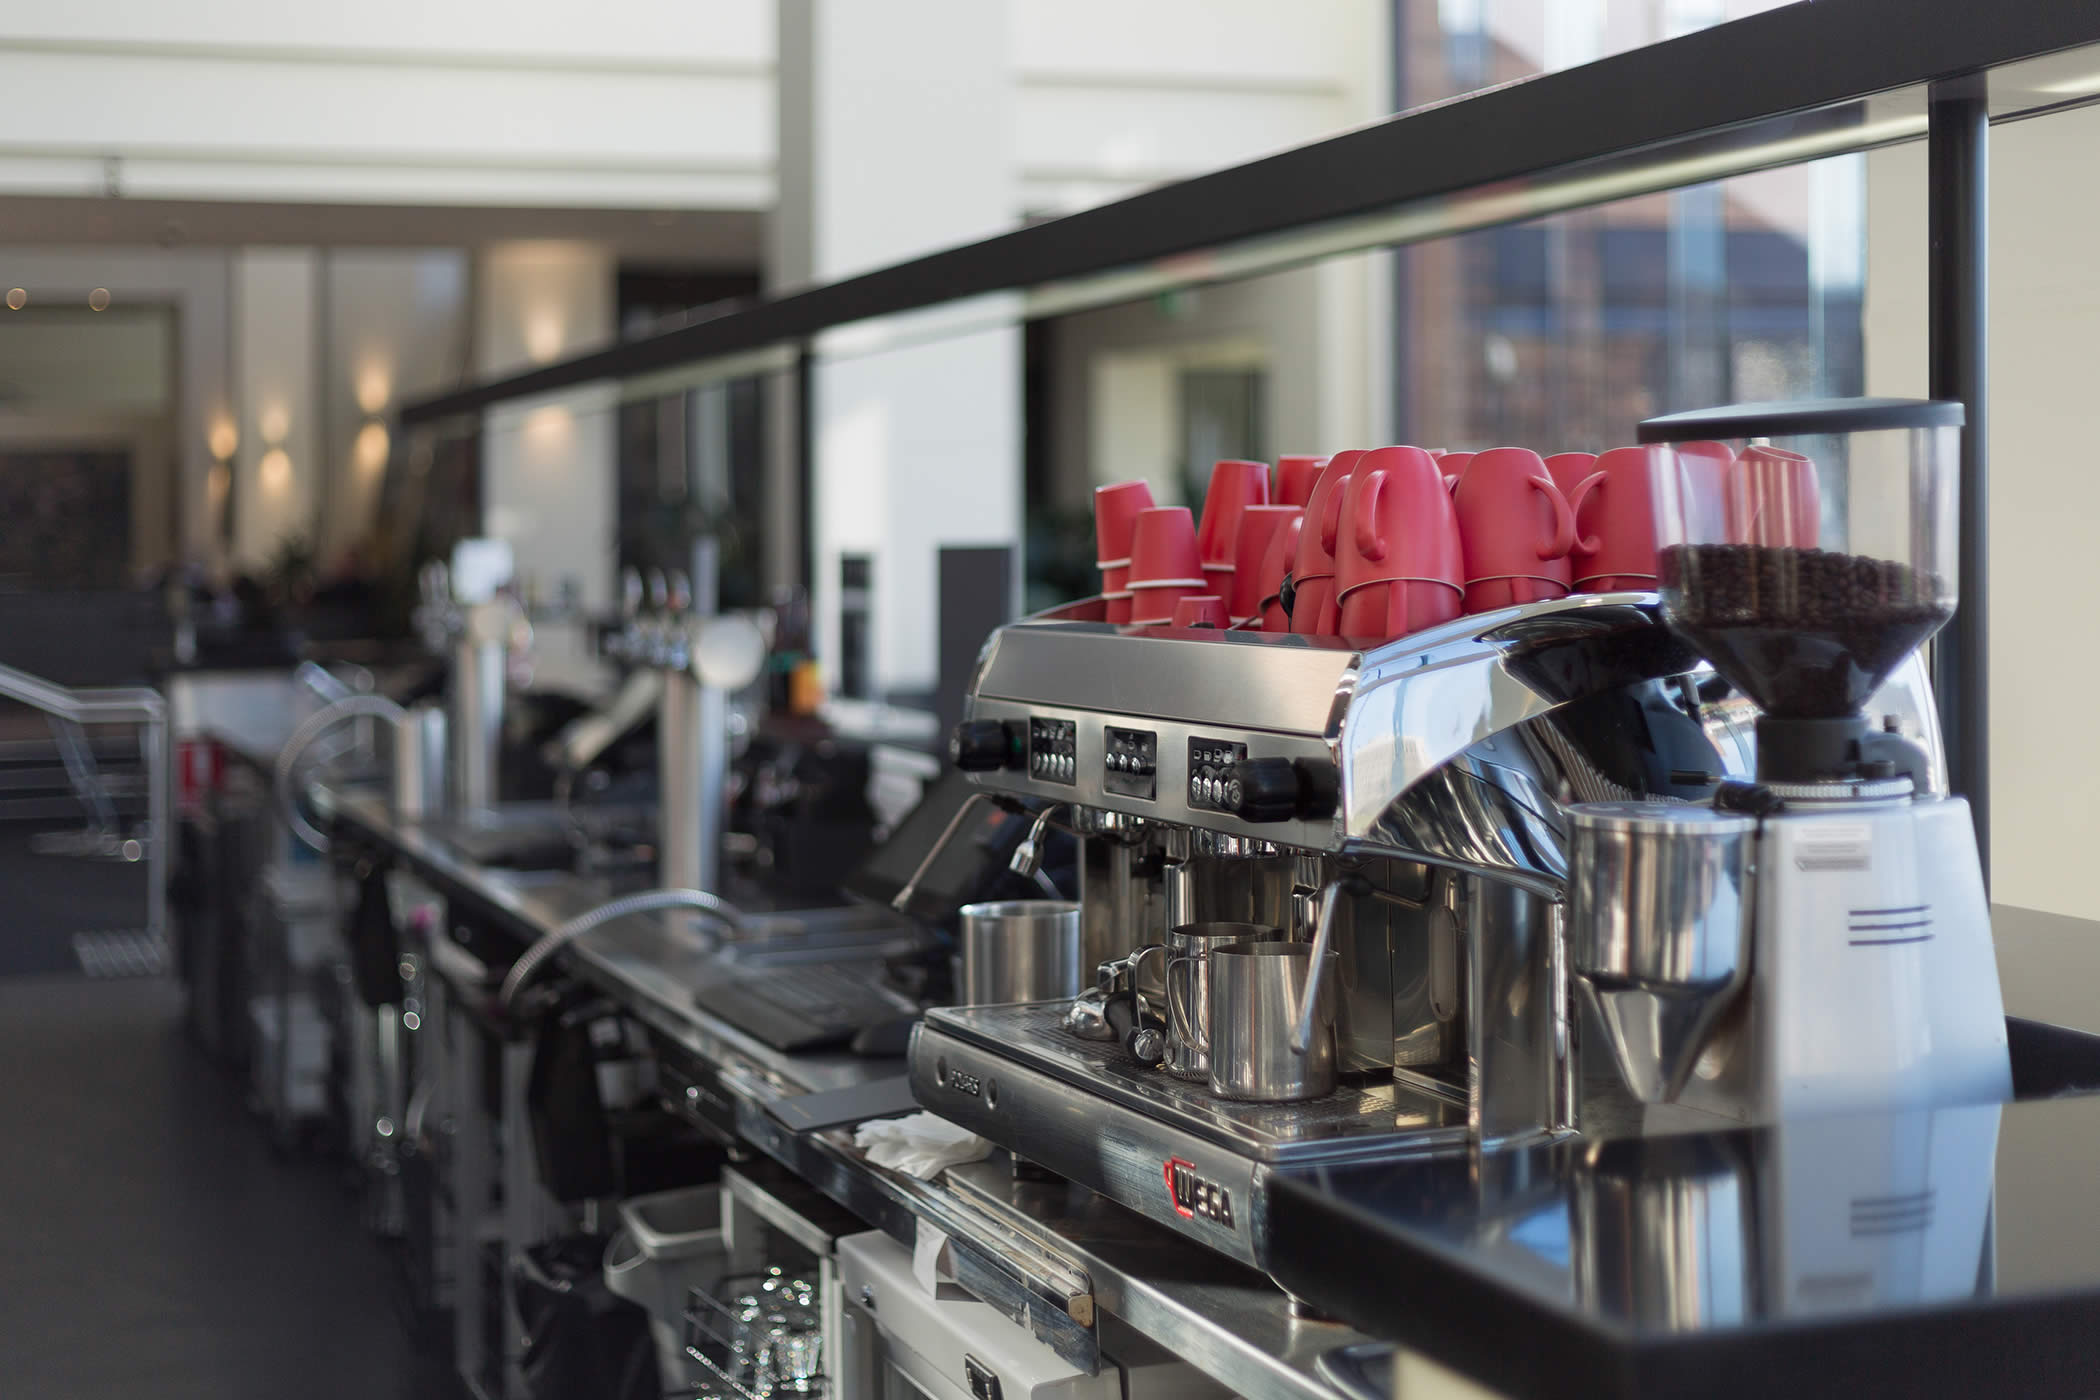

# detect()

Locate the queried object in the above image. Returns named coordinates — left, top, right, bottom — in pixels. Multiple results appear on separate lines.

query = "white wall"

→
left=0, top=1, right=772, bottom=209
left=319, top=250, right=470, bottom=563
left=232, top=248, right=319, bottom=566
left=1864, top=109, right=2100, bottom=921
left=1011, top=0, right=1391, bottom=215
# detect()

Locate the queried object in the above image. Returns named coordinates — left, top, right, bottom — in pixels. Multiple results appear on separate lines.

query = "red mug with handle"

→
left=1275, top=455, right=1325, bottom=509
left=1231, top=505, right=1301, bottom=624
left=1449, top=447, right=1574, bottom=615
left=1290, top=450, right=1364, bottom=635
left=1728, top=443, right=1820, bottom=548
left=1567, top=445, right=1663, bottom=592
left=1335, top=445, right=1464, bottom=640
left=1544, top=451, right=1598, bottom=505
left=1256, top=511, right=1304, bottom=633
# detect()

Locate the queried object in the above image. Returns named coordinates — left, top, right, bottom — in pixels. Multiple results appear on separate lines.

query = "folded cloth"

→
left=854, top=1112, right=992, bottom=1180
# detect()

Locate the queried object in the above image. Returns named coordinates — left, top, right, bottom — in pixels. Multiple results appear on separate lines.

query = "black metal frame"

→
left=1929, top=81, right=1992, bottom=881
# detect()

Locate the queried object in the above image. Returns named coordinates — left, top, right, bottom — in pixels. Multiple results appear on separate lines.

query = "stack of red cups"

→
left=1094, top=480, right=1155, bottom=623
left=1127, top=507, right=1207, bottom=624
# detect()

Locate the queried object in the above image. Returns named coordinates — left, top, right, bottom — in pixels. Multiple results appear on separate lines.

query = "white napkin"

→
left=854, top=1111, right=992, bottom=1179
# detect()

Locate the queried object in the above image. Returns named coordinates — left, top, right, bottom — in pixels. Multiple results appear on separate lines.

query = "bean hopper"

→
left=1570, top=398, right=2011, bottom=1124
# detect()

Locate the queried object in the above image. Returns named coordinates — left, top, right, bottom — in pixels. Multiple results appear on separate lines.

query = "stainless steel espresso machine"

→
left=909, top=399, right=2006, bottom=1275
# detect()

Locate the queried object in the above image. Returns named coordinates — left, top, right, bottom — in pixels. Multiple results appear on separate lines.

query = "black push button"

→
left=951, top=720, right=1020, bottom=771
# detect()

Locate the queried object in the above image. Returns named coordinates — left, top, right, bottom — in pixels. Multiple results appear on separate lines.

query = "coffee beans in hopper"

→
left=1657, top=543, right=1951, bottom=718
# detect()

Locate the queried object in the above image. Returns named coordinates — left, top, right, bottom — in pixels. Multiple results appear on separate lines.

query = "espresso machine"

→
left=909, top=398, right=2004, bottom=1273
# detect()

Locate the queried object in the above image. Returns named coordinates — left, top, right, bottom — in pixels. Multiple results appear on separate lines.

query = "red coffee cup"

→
left=1171, top=595, right=1230, bottom=629
left=1231, top=505, right=1301, bottom=622
left=1094, top=479, right=1156, bottom=571
left=1290, top=449, right=1365, bottom=635
left=1568, top=445, right=1663, bottom=592
left=1129, top=582, right=1204, bottom=625
left=1335, top=445, right=1464, bottom=640
left=1203, top=562, right=1235, bottom=602
left=1275, top=455, right=1325, bottom=508
left=1257, top=512, right=1305, bottom=633
left=1672, top=440, right=1734, bottom=544
left=1195, top=459, right=1271, bottom=566
left=1437, top=451, right=1474, bottom=493
left=1449, top=447, right=1576, bottom=614
left=1728, top=444, right=1819, bottom=548
left=1098, top=561, right=1131, bottom=623
left=1128, top=506, right=1204, bottom=589
left=1544, top=451, right=1598, bottom=503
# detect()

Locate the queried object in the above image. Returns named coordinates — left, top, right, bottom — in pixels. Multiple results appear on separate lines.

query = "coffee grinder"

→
left=1571, top=399, right=2011, bottom=1124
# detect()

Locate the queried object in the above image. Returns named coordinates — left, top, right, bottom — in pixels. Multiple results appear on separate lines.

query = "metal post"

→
left=450, top=612, right=506, bottom=817
left=1928, top=79, right=1989, bottom=888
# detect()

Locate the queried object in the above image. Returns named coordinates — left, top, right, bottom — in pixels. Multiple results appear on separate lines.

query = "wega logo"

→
left=1164, top=1157, right=1235, bottom=1227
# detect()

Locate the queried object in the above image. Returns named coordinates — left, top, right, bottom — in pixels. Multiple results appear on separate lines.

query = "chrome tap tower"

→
left=415, top=538, right=519, bottom=818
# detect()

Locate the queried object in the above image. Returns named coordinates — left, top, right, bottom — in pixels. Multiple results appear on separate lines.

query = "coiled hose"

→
left=275, top=694, right=407, bottom=853
left=498, top=886, right=745, bottom=1012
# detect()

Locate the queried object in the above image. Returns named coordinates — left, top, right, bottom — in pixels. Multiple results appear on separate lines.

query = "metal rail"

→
left=0, top=661, right=168, bottom=942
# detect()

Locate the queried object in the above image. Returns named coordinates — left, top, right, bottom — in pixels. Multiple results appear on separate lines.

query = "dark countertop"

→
left=1265, top=1014, right=2100, bottom=1400
left=318, top=778, right=2100, bottom=1400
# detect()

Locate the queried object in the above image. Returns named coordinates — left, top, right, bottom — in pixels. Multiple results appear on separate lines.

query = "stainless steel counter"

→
left=314, top=782, right=1373, bottom=1400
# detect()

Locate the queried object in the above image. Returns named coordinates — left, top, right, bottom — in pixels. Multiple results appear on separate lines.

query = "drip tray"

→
left=922, top=1003, right=1468, bottom=1162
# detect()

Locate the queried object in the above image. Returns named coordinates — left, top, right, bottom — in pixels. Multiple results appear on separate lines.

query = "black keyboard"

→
left=691, top=962, right=916, bottom=1054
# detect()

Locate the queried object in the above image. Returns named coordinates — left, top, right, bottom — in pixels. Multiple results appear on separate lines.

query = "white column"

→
left=232, top=247, right=320, bottom=569
left=475, top=240, right=617, bottom=695
left=774, top=0, right=1021, bottom=702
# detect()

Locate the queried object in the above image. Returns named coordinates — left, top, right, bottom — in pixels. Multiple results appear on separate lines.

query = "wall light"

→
left=523, top=308, right=566, bottom=365
left=354, top=421, right=390, bottom=473
left=521, top=403, right=575, bottom=456
left=207, top=462, right=230, bottom=499
left=88, top=288, right=110, bottom=311
left=5, top=289, right=24, bottom=310
left=207, top=418, right=239, bottom=462
left=259, top=448, right=292, bottom=493
left=259, top=402, right=290, bottom=446
left=355, top=362, right=392, bottom=416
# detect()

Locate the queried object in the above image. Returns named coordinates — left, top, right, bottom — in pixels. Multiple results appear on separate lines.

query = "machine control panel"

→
left=1103, top=726, right=1157, bottom=799
left=1187, top=738, right=1248, bottom=812
left=1029, top=717, right=1077, bottom=785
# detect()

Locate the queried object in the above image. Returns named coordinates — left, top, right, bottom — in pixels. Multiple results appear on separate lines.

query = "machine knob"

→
left=1231, top=757, right=1339, bottom=823
left=951, top=720, right=1020, bottom=772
